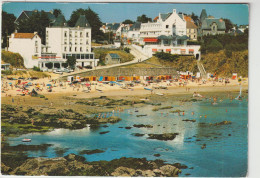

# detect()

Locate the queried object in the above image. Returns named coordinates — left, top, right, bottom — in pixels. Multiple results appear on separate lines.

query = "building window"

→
left=77, top=54, right=80, bottom=59
left=80, top=32, right=83, bottom=37
left=69, top=31, right=72, bottom=37
left=166, top=25, right=169, bottom=28
left=90, top=54, right=93, bottom=59
left=35, top=41, right=38, bottom=46
left=86, top=41, right=89, bottom=45
left=85, top=54, right=89, bottom=59
left=86, top=48, right=88, bottom=52
left=81, top=54, right=84, bottom=59
left=35, top=47, right=38, bottom=53
left=63, top=54, right=65, bottom=59
left=80, top=47, right=82, bottom=52
left=64, top=32, right=67, bottom=37
left=75, top=32, right=78, bottom=37
left=69, top=47, right=72, bottom=52
left=64, top=47, right=67, bottom=52
left=75, top=47, right=77, bottom=52
left=86, top=32, right=89, bottom=37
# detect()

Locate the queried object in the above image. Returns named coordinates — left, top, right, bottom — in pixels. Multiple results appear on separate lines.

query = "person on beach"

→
left=12, top=98, right=14, bottom=103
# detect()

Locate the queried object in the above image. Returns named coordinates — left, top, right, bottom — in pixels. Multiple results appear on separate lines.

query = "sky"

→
left=2, top=2, right=249, bottom=25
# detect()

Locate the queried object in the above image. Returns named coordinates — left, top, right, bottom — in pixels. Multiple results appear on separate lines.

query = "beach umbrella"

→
left=9, top=83, right=12, bottom=85
left=28, top=82, right=32, bottom=85
left=46, top=84, right=52, bottom=86
left=22, top=82, right=28, bottom=84
left=85, top=83, right=90, bottom=87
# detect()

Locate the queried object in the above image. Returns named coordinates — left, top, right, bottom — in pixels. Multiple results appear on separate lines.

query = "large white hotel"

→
left=8, top=14, right=99, bottom=69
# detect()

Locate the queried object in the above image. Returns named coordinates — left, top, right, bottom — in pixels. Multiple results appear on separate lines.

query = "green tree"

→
left=16, top=10, right=50, bottom=44
left=67, top=8, right=104, bottom=41
left=222, top=18, right=233, bottom=33
left=45, top=62, right=53, bottom=69
left=66, top=56, right=76, bottom=69
left=2, top=11, right=16, bottom=48
left=53, top=9, right=62, bottom=18
left=191, top=12, right=199, bottom=25
left=122, top=19, right=134, bottom=24
left=137, top=14, right=152, bottom=23
left=207, top=39, right=223, bottom=53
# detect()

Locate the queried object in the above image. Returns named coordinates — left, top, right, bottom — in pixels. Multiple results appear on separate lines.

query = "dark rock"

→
left=99, top=131, right=110, bottom=134
left=185, top=173, right=191, bottom=176
left=102, top=125, right=109, bottom=128
left=64, top=153, right=86, bottom=162
left=172, top=163, right=188, bottom=169
left=118, top=127, right=123, bottom=128
left=182, top=119, right=196, bottom=122
left=133, top=124, right=153, bottom=128
left=147, top=133, right=179, bottom=141
left=154, top=154, right=161, bottom=157
left=136, top=114, right=147, bottom=117
left=189, top=167, right=194, bottom=169
left=79, top=149, right=105, bottom=155
left=125, top=127, right=132, bottom=129
left=228, top=134, right=231, bottom=136
left=201, top=144, right=206, bottom=149
left=131, top=133, right=145, bottom=137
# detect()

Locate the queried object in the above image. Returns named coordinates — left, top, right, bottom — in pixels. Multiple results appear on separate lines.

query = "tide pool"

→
left=7, top=93, right=248, bottom=177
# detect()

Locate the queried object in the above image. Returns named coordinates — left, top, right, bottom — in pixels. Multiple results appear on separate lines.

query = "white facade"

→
left=127, top=31, right=140, bottom=44
left=140, top=9, right=187, bottom=45
left=8, top=32, right=41, bottom=68
left=44, top=26, right=98, bottom=69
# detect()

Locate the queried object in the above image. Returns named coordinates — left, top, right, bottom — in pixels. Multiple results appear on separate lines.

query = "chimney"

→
left=173, top=9, right=176, bottom=14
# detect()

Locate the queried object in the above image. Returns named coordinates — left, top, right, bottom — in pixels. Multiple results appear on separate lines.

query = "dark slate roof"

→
left=130, top=22, right=141, bottom=30
left=112, top=23, right=120, bottom=30
left=75, top=15, right=91, bottom=28
left=157, top=35, right=174, bottom=40
left=52, top=14, right=67, bottom=27
left=200, top=9, right=207, bottom=22
left=24, top=11, right=56, bottom=21
left=108, top=53, right=120, bottom=59
left=160, top=13, right=172, bottom=21
left=201, top=18, right=226, bottom=30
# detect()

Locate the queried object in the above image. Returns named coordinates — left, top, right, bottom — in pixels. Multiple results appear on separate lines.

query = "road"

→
left=59, top=45, right=150, bottom=78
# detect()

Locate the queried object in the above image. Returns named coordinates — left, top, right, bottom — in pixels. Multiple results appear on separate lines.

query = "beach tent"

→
left=99, top=76, right=103, bottom=81
left=30, top=89, right=38, bottom=96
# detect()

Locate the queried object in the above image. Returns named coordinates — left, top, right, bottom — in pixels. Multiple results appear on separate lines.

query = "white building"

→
left=42, top=14, right=98, bottom=70
left=8, top=32, right=41, bottom=68
left=137, top=9, right=200, bottom=59
left=127, top=22, right=141, bottom=44
left=9, top=14, right=99, bottom=70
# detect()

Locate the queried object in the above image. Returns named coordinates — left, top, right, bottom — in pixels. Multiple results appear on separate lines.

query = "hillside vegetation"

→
left=201, top=50, right=248, bottom=77
left=1, top=50, right=25, bottom=68
left=94, top=48, right=134, bottom=65
left=122, top=55, right=198, bottom=73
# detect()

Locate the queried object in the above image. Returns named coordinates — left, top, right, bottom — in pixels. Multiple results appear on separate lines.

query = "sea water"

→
left=7, top=93, right=248, bottom=177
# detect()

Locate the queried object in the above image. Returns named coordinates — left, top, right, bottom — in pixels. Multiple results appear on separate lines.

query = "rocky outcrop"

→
left=6, top=154, right=182, bottom=176
left=147, top=133, right=179, bottom=141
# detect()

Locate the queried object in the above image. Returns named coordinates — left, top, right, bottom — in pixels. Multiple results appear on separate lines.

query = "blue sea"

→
left=7, top=92, right=248, bottom=177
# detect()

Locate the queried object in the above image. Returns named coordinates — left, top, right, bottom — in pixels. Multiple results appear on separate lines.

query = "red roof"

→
left=189, top=49, right=194, bottom=51
left=152, top=49, right=157, bottom=52
left=14, top=33, right=37, bottom=39
left=166, top=49, right=171, bottom=52
left=144, top=38, right=158, bottom=42
left=153, top=16, right=159, bottom=21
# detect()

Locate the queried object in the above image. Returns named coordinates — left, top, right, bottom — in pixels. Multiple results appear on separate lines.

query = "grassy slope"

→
left=201, top=50, right=248, bottom=77
left=94, top=48, right=134, bottom=64
left=1, top=50, right=25, bottom=68
left=121, top=56, right=198, bottom=73
left=2, top=70, right=51, bottom=78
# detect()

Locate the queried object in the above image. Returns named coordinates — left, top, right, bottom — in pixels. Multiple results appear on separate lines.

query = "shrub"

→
left=33, top=66, right=41, bottom=71
left=154, top=52, right=179, bottom=62
left=123, top=47, right=131, bottom=53
left=1, top=70, right=13, bottom=75
left=187, top=40, right=201, bottom=45
left=207, top=39, right=223, bottom=53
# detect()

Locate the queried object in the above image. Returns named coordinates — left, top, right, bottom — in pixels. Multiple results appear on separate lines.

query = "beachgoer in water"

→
left=200, top=115, right=202, bottom=118
left=191, top=112, right=194, bottom=116
left=204, top=115, right=207, bottom=118
left=183, top=111, right=185, bottom=116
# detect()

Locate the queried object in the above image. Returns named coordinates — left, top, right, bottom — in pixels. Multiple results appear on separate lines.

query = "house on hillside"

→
left=105, top=53, right=121, bottom=65
left=184, top=16, right=198, bottom=40
left=9, top=14, right=99, bottom=69
left=14, top=10, right=56, bottom=26
left=137, top=9, right=200, bottom=58
left=127, top=22, right=141, bottom=44
left=8, top=32, right=42, bottom=68
left=198, top=9, right=226, bottom=36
